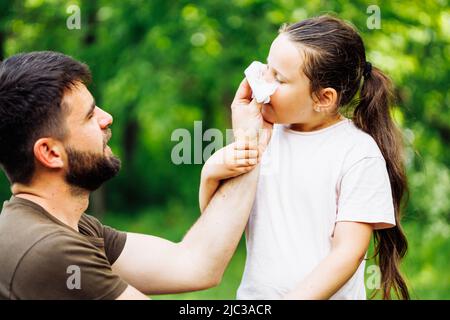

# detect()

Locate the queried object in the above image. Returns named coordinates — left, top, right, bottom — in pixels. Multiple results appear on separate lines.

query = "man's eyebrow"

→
left=266, top=58, right=288, bottom=80
left=85, top=100, right=96, bottom=119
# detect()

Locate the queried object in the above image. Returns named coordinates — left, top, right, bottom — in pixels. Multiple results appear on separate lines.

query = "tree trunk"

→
left=83, top=0, right=97, bottom=46
left=0, top=31, right=4, bottom=61
left=81, top=0, right=105, bottom=217
left=124, top=117, right=139, bottom=165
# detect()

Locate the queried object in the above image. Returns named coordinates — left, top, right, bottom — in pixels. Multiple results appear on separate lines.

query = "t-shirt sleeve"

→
left=102, top=224, right=127, bottom=265
left=11, top=232, right=128, bottom=300
left=336, top=156, right=396, bottom=230
left=82, top=214, right=127, bottom=265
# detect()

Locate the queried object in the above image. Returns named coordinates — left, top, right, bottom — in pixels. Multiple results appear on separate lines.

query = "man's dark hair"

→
left=0, top=51, right=91, bottom=184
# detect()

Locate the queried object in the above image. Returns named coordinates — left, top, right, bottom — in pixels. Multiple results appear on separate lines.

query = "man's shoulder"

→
left=0, top=198, right=127, bottom=299
left=1, top=211, right=102, bottom=271
left=0, top=226, right=88, bottom=299
left=79, top=212, right=104, bottom=237
left=8, top=230, right=126, bottom=300
left=15, top=230, right=97, bottom=268
left=0, top=198, right=86, bottom=298
left=0, top=197, right=75, bottom=253
left=0, top=198, right=68, bottom=262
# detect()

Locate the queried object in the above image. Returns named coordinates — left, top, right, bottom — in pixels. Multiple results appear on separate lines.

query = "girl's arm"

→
left=284, top=221, right=373, bottom=299
left=199, top=141, right=259, bottom=213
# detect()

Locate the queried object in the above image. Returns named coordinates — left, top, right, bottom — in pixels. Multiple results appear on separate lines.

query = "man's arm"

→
left=199, top=172, right=220, bottom=214
left=116, top=285, right=150, bottom=300
left=112, top=166, right=259, bottom=295
left=112, top=78, right=267, bottom=295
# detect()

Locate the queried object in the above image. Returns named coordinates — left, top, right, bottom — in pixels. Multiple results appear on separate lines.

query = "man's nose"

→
left=97, top=107, right=113, bottom=128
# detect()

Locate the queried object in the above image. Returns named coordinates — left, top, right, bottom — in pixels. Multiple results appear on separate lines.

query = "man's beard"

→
left=65, top=147, right=121, bottom=192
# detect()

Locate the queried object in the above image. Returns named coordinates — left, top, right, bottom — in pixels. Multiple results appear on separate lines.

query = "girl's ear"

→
left=313, top=87, right=338, bottom=113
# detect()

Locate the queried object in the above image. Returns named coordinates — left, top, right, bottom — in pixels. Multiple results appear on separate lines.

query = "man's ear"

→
left=33, top=138, right=65, bottom=169
left=312, top=87, right=338, bottom=113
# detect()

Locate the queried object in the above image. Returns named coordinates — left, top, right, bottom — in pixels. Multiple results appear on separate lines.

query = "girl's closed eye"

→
left=275, top=74, right=285, bottom=84
left=264, top=64, right=282, bottom=83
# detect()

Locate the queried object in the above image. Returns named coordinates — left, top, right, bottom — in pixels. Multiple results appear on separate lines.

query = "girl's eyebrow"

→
left=266, top=58, right=288, bottom=80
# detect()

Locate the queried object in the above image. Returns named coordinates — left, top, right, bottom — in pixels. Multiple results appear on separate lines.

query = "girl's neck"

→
left=289, top=113, right=346, bottom=132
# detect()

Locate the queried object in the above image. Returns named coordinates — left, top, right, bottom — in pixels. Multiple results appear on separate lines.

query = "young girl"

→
left=199, top=15, right=409, bottom=300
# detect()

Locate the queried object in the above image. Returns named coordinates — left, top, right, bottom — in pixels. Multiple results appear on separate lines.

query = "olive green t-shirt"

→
left=0, top=196, right=128, bottom=300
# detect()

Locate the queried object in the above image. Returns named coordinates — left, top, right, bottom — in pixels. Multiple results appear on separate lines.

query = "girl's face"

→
left=261, top=33, right=316, bottom=125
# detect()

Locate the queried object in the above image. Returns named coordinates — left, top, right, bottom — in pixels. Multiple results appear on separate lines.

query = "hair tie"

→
left=363, top=61, right=372, bottom=78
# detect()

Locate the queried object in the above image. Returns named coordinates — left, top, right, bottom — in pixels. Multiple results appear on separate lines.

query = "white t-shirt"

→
left=237, top=118, right=396, bottom=300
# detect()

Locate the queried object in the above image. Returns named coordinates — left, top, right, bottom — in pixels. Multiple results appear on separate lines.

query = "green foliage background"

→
left=0, top=0, right=448, bottom=299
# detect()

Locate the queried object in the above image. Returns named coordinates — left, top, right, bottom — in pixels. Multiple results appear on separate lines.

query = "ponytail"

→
left=353, top=66, right=410, bottom=300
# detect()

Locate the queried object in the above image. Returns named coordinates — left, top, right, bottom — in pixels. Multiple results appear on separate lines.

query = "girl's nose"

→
left=262, top=64, right=276, bottom=83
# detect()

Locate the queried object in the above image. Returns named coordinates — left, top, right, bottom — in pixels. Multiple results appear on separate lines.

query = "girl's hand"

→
left=201, top=141, right=259, bottom=183
left=231, top=78, right=273, bottom=154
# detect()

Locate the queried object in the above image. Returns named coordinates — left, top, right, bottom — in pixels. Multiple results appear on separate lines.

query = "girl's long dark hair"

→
left=282, top=15, right=409, bottom=299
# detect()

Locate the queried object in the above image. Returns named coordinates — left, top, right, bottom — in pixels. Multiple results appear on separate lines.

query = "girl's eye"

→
left=275, top=76, right=284, bottom=84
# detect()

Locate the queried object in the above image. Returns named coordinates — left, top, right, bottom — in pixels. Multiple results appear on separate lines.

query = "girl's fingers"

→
left=234, top=149, right=258, bottom=159
left=235, top=140, right=258, bottom=150
left=236, top=158, right=258, bottom=166
left=237, top=165, right=256, bottom=173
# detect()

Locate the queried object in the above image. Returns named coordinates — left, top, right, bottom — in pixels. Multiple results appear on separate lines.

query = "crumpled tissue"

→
left=244, top=61, right=279, bottom=104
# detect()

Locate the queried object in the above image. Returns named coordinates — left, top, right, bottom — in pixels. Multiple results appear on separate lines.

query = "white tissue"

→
left=244, top=61, right=279, bottom=104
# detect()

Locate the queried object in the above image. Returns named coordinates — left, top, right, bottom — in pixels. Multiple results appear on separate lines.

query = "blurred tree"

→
left=0, top=0, right=448, bottom=299
left=0, top=0, right=448, bottom=225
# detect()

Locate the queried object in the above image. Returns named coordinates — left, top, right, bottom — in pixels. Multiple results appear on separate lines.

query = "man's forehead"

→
left=62, top=82, right=94, bottom=116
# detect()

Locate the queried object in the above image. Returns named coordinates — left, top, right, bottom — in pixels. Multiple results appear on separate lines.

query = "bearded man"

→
left=0, top=51, right=266, bottom=299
